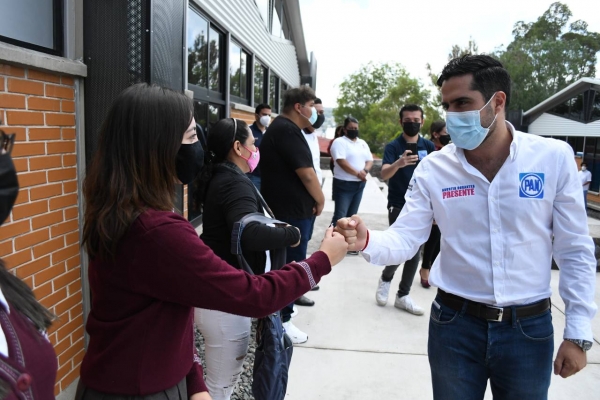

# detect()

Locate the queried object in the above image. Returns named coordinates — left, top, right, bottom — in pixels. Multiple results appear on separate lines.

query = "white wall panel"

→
left=528, top=113, right=600, bottom=137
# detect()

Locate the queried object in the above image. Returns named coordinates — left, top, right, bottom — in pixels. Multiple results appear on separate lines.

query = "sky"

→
left=299, top=0, right=600, bottom=108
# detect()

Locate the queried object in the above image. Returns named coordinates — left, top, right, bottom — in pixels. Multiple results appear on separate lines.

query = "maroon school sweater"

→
left=80, top=209, right=331, bottom=396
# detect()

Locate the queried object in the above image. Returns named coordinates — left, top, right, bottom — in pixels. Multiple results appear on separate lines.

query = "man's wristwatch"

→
left=565, top=338, right=593, bottom=352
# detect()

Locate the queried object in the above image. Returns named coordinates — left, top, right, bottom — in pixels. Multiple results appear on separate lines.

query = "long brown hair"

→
left=82, top=83, right=193, bottom=260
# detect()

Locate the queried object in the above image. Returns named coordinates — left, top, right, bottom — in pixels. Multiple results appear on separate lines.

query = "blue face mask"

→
left=300, top=104, right=318, bottom=125
left=446, top=93, right=498, bottom=150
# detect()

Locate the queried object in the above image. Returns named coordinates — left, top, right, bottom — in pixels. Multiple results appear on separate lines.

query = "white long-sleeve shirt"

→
left=363, top=123, right=597, bottom=341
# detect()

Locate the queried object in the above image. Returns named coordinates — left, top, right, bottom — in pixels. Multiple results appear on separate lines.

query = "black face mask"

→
left=402, top=122, right=421, bottom=137
left=176, top=141, right=204, bottom=185
left=0, top=152, right=19, bottom=226
left=439, top=135, right=451, bottom=146
left=346, top=129, right=359, bottom=139
left=312, top=113, right=325, bottom=130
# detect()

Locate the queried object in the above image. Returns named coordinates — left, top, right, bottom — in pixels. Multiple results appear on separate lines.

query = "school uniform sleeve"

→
left=330, top=139, right=346, bottom=160
left=186, top=347, right=209, bottom=395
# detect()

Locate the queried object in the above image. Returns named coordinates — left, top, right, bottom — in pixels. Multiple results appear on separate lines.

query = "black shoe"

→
left=310, top=285, right=320, bottom=291
left=294, top=295, right=315, bottom=306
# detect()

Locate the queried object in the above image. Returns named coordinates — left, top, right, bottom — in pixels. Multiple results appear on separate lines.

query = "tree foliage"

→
left=334, top=62, right=441, bottom=155
left=494, top=2, right=600, bottom=111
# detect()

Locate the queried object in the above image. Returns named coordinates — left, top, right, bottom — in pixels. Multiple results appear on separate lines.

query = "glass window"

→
left=229, top=43, right=241, bottom=97
left=270, top=74, right=279, bottom=113
left=551, top=99, right=570, bottom=118
left=0, top=0, right=62, bottom=55
left=254, top=61, right=266, bottom=105
left=209, top=28, right=222, bottom=92
left=592, top=90, right=600, bottom=122
left=279, top=81, right=288, bottom=113
left=187, top=10, right=209, bottom=88
left=255, top=0, right=270, bottom=29
left=567, top=136, right=585, bottom=155
left=272, top=3, right=282, bottom=37
left=571, top=94, right=584, bottom=121
left=240, top=51, right=248, bottom=99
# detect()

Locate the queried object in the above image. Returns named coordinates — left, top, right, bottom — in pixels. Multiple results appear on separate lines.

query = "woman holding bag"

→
left=76, top=83, right=349, bottom=400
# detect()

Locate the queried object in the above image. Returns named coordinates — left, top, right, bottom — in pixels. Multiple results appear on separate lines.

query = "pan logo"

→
left=519, top=173, right=544, bottom=199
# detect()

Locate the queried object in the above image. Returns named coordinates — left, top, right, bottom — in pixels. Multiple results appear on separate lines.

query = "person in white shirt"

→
left=329, top=117, right=373, bottom=247
left=335, top=55, right=596, bottom=400
left=302, top=98, right=325, bottom=185
left=578, top=162, right=592, bottom=210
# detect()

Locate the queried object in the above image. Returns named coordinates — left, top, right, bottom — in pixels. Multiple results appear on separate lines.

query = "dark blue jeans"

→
left=428, top=295, right=553, bottom=400
left=331, top=179, right=366, bottom=226
left=279, top=216, right=314, bottom=322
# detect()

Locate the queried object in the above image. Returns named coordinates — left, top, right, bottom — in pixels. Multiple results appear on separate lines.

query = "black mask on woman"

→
left=402, top=122, right=421, bottom=137
left=176, top=141, right=204, bottom=184
left=0, top=152, right=19, bottom=226
left=439, top=135, right=451, bottom=146
left=346, top=129, right=359, bottom=139
left=312, top=114, right=325, bottom=130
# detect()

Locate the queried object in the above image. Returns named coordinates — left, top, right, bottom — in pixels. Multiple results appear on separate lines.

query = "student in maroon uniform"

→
left=75, top=84, right=348, bottom=400
left=0, top=130, right=57, bottom=399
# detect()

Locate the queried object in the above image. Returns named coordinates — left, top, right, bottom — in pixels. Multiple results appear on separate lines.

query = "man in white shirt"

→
left=302, top=98, right=325, bottom=185
left=579, top=162, right=592, bottom=210
left=336, top=55, right=596, bottom=399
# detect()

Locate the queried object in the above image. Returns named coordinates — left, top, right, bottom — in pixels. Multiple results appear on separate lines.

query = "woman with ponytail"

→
left=0, top=130, right=57, bottom=398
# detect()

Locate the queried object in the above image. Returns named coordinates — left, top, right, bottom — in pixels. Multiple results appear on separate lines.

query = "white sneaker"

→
left=394, top=295, right=424, bottom=316
left=376, top=277, right=391, bottom=306
left=291, top=305, right=299, bottom=318
left=282, top=321, right=308, bottom=344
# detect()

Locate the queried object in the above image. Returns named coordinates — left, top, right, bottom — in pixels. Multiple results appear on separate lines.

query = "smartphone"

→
left=406, top=143, right=418, bottom=159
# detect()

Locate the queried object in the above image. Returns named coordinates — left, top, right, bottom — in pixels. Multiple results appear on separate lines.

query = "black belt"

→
left=437, top=289, right=550, bottom=322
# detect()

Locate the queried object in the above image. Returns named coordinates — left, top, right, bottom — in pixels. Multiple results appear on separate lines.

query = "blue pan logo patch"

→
left=519, top=173, right=544, bottom=199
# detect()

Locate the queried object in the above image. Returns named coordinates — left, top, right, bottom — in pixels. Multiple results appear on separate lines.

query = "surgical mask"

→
left=582, top=166, right=587, bottom=171
left=241, top=145, right=260, bottom=173
left=176, top=141, right=204, bottom=184
left=439, top=135, right=451, bottom=146
left=312, top=113, right=325, bottom=129
left=0, top=148, right=19, bottom=226
left=346, top=129, right=359, bottom=139
left=402, top=122, right=420, bottom=137
left=446, top=94, right=498, bottom=150
left=300, top=105, right=318, bottom=125
left=259, top=115, right=271, bottom=128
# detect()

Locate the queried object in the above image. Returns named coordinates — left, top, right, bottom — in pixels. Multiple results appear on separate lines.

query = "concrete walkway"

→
left=286, top=171, right=600, bottom=399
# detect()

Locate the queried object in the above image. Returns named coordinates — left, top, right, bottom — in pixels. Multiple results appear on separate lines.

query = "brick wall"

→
left=0, top=63, right=84, bottom=395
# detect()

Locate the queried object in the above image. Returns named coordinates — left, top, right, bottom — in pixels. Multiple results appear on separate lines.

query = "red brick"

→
left=64, top=207, right=78, bottom=221
left=0, top=93, right=26, bottom=109
left=47, top=311, right=68, bottom=336
left=39, top=287, right=67, bottom=310
left=23, top=276, right=33, bottom=289
left=28, top=70, right=61, bottom=83
left=33, top=281, right=52, bottom=299
left=51, top=219, right=78, bottom=238
left=0, top=220, right=30, bottom=241
left=30, top=183, right=63, bottom=201
left=14, top=255, right=50, bottom=279
left=34, top=262, right=66, bottom=286
left=33, top=237, right=64, bottom=258
left=58, top=337, right=84, bottom=365
left=53, top=337, right=71, bottom=358
left=60, top=363, right=81, bottom=390
left=65, top=232, right=79, bottom=247
left=47, top=141, right=75, bottom=154
left=32, top=210, right=63, bottom=230
left=7, top=78, right=43, bottom=95
left=0, top=65, right=25, bottom=77
left=61, top=76, right=74, bottom=86
left=6, top=110, right=44, bottom=125
left=48, top=168, right=76, bottom=182
left=69, top=306, right=83, bottom=322
left=53, top=270, right=80, bottom=294
left=28, top=97, right=61, bottom=111
left=3, top=249, right=32, bottom=268
left=71, top=325, right=84, bottom=344
left=29, top=155, right=62, bottom=171
left=12, top=142, right=45, bottom=157
left=66, top=255, right=80, bottom=270
left=57, top=315, right=81, bottom=342
left=14, top=189, right=29, bottom=205
left=62, top=128, right=76, bottom=140
left=54, top=384, right=60, bottom=397
left=0, top=76, right=4, bottom=89
left=67, top=278, right=81, bottom=295
left=46, top=85, right=74, bottom=100
left=3, top=126, right=26, bottom=142
left=16, top=171, right=47, bottom=187
left=62, top=154, right=76, bottom=167
left=61, top=100, right=75, bottom=113
left=0, top=240, right=12, bottom=257
left=49, top=194, right=77, bottom=211
left=52, top=243, right=79, bottom=264
left=46, top=113, right=75, bottom=127
left=12, top=158, right=28, bottom=172
left=11, top=200, right=48, bottom=220
left=63, top=180, right=77, bottom=193
left=14, top=228, right=49, bottom=250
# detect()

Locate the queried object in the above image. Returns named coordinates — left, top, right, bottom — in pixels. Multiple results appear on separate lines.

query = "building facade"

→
left=0, top=0, right=315, bottom=396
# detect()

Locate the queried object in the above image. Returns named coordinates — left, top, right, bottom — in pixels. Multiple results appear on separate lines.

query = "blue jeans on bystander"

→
left=331, top=179, right=366, bottom=226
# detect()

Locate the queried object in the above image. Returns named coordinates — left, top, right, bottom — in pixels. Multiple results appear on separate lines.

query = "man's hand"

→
left=335, top=215, right=368, bottom=251
left=290, top=226, right=301, bottom=248
left=357, top=170, right=368, bottom=181
left=554, top=340, right=587, bottom=378
left=190, top=391, right=212, bottom=400
left=313, top=201, right=324, bottom=216
left=395, top=150, right=418, bottom=168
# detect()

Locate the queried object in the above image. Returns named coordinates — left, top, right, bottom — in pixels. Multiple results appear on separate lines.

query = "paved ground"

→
left=286, top=171, right=600, bottom=400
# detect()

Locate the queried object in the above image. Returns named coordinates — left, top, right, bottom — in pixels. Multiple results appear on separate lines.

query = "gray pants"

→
left=380, top=205, right=421, bottom=298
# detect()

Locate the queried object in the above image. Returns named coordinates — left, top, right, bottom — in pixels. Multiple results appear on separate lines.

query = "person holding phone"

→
left=375, top=105, right=435, bottom=315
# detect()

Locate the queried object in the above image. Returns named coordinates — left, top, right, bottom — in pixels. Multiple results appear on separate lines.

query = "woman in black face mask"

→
left=76, top=83, right=347, bottom=400
left=0, top=130, right=57, bottom=398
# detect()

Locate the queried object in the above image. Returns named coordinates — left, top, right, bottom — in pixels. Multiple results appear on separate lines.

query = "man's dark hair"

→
left=343, top=116, right=358, bottom=127
left=437, top=55, right=511, bottom=110
left=399, top=104, right=424, bottom=121
left=282, top=86, right=316, bottom=111
left=430, top=120, right=446, bottom=135
left=255, top=103, right=271, bottom=115
left=314, top=98, right=322, bottom=105
left=581, top=162, right=587, bottom=167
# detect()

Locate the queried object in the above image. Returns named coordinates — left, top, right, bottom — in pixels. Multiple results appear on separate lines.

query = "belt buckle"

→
left=487, top=306, right=504, bottom=322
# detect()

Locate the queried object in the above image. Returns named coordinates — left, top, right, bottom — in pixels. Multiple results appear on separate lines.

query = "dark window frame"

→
left=229, top=39, right=252, bottom=106
left=0, top=0, right=64, bottom=56
left=270, top=73, right=280, bottom=113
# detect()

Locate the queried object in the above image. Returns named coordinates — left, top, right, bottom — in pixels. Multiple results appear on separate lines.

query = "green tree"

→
left=495, top=2, right=600, bottom=111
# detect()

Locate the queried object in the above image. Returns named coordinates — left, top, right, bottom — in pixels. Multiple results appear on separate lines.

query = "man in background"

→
left=247, top=103, right=272, bottom=190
